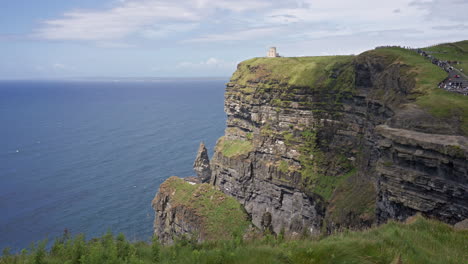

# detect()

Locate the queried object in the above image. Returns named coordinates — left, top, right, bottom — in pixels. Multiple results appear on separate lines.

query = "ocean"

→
left=0, top=79, right=227, bottom=251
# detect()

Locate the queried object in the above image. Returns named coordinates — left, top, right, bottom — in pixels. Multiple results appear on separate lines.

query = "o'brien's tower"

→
left=267, top=47, right=280, bottom=57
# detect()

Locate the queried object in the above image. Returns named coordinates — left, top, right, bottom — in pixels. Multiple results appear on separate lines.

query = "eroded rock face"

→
left=152, top=177, right=202, bottom=244
left=193, top=142, right=211, bottom=183
left=375, top=125, right=468, bottom=224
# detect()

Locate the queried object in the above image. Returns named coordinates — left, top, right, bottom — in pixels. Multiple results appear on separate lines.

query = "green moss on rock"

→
left=217, top=137, right=253, bottom=157
left=162, top=177, right=250, bottom=240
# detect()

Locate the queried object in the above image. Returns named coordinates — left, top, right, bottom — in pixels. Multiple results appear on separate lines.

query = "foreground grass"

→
left=2, top=216, right=467, bottom=264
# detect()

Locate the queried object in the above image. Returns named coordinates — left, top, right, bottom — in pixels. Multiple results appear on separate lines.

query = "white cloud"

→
left=432, top=24, right=468, bottom=31
left=410, top=0, right=468, bottom=22
left=35, top=1, right=200, bottom=40
left=95, top=41, right=136, bottom=48
left=29, top=0, right=468, bottom=55
left=184, top=27, right=282, bottom=43
left=194, top=0, right=271, bottom=12
left=176, top=57, right=236, bottom=69
left=140, top=23, right=199, bottom=39
left=35, top=0, right=270, bottom=41
left=53, top=63, right=67, bottom=69
left=51, top=63, right=78, bottom=72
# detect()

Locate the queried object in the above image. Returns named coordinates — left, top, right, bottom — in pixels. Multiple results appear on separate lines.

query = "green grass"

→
left=423, top=40, right=468, bottom=66
left=162, top=177, right=250, bottom=240
left=2, top=216, right=467, bottom=264
left=371, top=45, right=468, bottom=135
left=278, top=160, right=289, bottom=174
left=231, top=56, right=354, bottom=88
left=217, top=137, right=253, bottom=157
left=370, top=47, right=447, bottom=94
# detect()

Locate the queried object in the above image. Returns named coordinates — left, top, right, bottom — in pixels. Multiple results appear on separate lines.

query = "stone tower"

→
left=267, top=47, right=279, bottom=57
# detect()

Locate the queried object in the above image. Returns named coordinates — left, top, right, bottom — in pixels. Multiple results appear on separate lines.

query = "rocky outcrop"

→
left=193, top=142, right=211, bottom=183
left=152, top=176, right=249, bottom=244
left=152, top=177, right=203, bottom=244
left=454, top=219, right=468, bottom=230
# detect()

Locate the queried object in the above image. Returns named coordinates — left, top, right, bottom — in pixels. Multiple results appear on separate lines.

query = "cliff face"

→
left=376, top=125, right=468, bottom=224
left=152, top=45, right=468, bottom=242
left=152, top=176, right=249, bottom=244
left=209, top=49, right=468, bottom=235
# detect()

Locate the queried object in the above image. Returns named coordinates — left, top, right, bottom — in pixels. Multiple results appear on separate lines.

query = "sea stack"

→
left=193, top=142, right=211, bottom=183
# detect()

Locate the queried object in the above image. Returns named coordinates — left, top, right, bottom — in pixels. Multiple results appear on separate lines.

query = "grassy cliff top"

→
left=423, top=40, right=468, bottom=65
left=231, top=56, right=354, bottom=88
left=160, top=177, right=249, bottom=240
left=370, top=44, right=468, bottom=134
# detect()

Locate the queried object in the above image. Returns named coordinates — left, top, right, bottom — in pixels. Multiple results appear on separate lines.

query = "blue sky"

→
left=1, top=0, right=467, bottom=79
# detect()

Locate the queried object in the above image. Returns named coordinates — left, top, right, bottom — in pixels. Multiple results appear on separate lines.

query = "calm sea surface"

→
left=0, top=79, right=226, bottom=251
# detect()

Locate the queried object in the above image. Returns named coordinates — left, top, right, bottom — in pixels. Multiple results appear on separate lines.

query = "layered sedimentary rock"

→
left=376, top=125, right=468, bottom=224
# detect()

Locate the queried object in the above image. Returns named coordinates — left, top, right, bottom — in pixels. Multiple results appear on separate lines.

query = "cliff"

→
left=152, top=41, right=468, bottom=241
left=209, top=44, right=468, bottom=235
left=151, top=176, right=249, bottom=244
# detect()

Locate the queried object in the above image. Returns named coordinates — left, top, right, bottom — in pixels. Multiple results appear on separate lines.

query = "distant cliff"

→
left=153, top=41, right=468, bottom=242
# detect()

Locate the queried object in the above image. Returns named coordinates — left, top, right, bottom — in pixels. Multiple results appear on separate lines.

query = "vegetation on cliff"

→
left=2, top=216, right=467, bottom=264
left=216, top=137, right=253, bottom=158
left=423, top=40, right=468, bottom=66
left=159, top=177, right=249, bottom=240
left=231, top=56, right=354, bottom=89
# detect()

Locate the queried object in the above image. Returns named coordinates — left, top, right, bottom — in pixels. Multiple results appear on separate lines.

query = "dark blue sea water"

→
left=0, top=79, right=226, bottom=251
